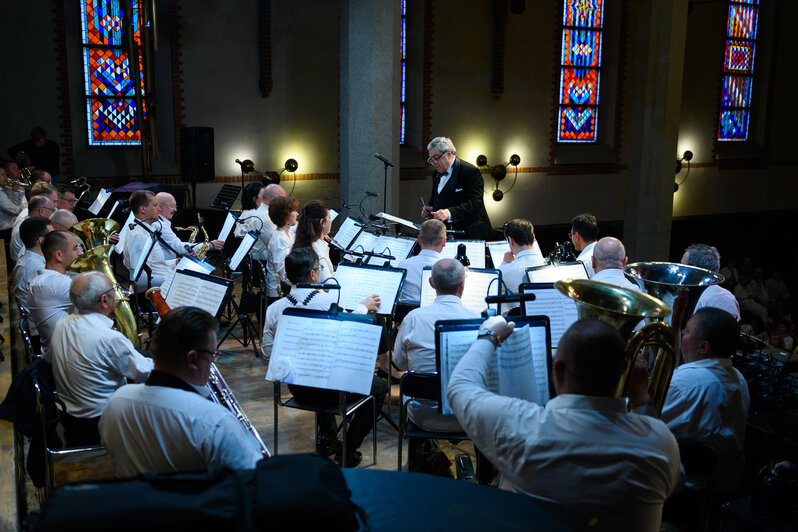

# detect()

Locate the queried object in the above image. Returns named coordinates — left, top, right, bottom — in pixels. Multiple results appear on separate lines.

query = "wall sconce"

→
left=477, top=154, right=521, bottom=201
left=264, top=158, right=300, bottom=194
left=673, top=150, right=693, bottom=193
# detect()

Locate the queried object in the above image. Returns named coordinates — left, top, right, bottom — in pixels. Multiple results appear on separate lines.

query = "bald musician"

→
left=100, top=306, right=263, bottom=476
left=591, top=237, right=641, bottom=291
left=155, top=192, right=223, bottom=260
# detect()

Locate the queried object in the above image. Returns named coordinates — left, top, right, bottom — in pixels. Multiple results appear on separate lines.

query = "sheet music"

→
left=331, top=217, right=361, bottom=249
left=486, top=240, right=510, bottom=268
left=107, top=199, right=122, bottom=221
left=88, top=188, right=112, bottom=215
left=439, top=240, right=486, bottom=269
left=217, top=212, right=238, bottom=242
left=266, top=314, right=382, bottom=395
left=131, top=233, right=156, bottom=283
left=349, top=230, right=378, bottom=254
left=114, top=212, right=135, bottom=254
left=334, top=263, right=404, bottom=315
left=230, top=232, right=256, bottom=271
left=364, top=234, right=416, bottom=268
left=522, top=284, right=579, bottom=349
left=527, top=262, right=589, bottom=283
left=420, top=268, right=499, bottom=313
left=375, top=212, right=421, bottom=231
left=164, top=270, right=230, bottom=317
left=160, top=256, right=215, bottom=295
left=329, top=209, right=340, bottom=222
left=438, top=329, right=491, bottom=415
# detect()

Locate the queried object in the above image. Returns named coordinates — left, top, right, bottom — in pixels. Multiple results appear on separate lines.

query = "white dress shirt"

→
left=312, top=239, right=334, bottom=282
left=660, top=357, right=750, bottom=488
left=0, top=188, right=24, bottom=231
left=13, top=250, right=45, bottom=309
left=266, top=229, right=295, bottom=298
left=10, top=210, right=28, bottom=262
left=694, top=284, right=741, bottom=321
left=436, top=158, right=455, bottom=194
left=28, top=268, right=74, bottom=360
left=394, top=294, right=479, bottom=431
left=51, top=312, right=153, bottom=418
left=397, top=249, right=441, bottom=304
left=261, top=288, right=367, bottom=359
left=157, top=216, right=196, bottom=260
left=123, top=220, right=178, bottom=287
left=499, top=245, right=547, bottom=293
left=592, top=267, right=642, bottom=291
left=99, top=381, right=263, bottom=476
left=448, top=339, right=681, bottom=530
left=234, top=205, right=274, bottom=261
left=577, top=241, right=597, bottom=278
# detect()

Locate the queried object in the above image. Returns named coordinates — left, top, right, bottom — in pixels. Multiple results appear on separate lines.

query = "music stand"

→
left=526, top=262, right=589, bottom=283
left=520, top=283, right=579, bottom=350
left=419, top=266, right=501, bottom=314
left=439, top=239, right=487, bottom=269
left=333, top=262, right=407, bottom=317
left=210, top=184, right=242, bottom=211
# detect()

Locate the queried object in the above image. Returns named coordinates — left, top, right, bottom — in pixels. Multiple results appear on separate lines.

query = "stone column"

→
left=340, top=0, right=401, bottom=215
left=623, top=0, right=689, bottom=261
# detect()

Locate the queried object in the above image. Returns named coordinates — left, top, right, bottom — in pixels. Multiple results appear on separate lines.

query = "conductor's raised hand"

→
left=361, top=294, right=381, bottom=312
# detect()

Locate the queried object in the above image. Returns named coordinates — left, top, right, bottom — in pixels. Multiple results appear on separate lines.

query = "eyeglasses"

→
left=568, top=231, right=577, bottom=240
left=62, top=197, right=78, bottom=205
left=196, top=348, right=219, bottom=361
left=427, top=152, right=446, bottom=164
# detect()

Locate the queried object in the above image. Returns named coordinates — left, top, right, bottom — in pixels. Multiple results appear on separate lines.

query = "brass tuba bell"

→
left=70, top=218, right=120, bottom=251
left=554, top=278, right=675, bottom=414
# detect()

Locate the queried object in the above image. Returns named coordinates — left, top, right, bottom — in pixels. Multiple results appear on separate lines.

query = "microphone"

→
left=373, top=152, right=394, bottom=167
left=484, top=293, right=537, bottom=305
left=296, top=283, right=342, bottom=290
left=365, top=190, right=379, bottom=197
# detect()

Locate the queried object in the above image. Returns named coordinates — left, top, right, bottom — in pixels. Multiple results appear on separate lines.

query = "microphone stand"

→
left=377, top=159, right=390, bottom=213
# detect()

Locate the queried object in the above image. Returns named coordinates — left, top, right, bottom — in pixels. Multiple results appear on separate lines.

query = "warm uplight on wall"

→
left=673, top=150, right=693, bottom=193
left=477, top=154, right=521, bottom=201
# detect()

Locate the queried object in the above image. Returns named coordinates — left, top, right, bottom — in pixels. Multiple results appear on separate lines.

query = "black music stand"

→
left=210, top=184, right=242, bottom=211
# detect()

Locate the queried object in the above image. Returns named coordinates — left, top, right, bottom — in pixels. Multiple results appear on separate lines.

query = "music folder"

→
left=163, top=269, right=234, bottom=319
left=229, top=231, right=257, bottom=271
left=333, top=262, right=406, bottom=316
left=330, top=216, right=363, bottom=250
left=266, top=307, right=381, bottom=395
left=486, top=240, right=510, bottom=268
left=419, top=266, right=501, bottom=314
left=131, top=231, right=157, bottom=283
left=435, top=316, right=554, bottom=415
left=520, top=282, right=579, bottom=349
left=526, top=261, right=589, bottom=283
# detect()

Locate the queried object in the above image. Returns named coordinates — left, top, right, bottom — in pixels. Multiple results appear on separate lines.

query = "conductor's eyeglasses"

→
left=427, top=152, right=445, bottom=164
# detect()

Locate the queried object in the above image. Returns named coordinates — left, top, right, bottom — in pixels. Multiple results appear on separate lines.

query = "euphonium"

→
left=68, top=244, right=139, bottom=345
left=554, top=279, right=675, bottom=414
left=144, top=287, right=270, bottom=458
left=70, top=218, right=119, bottom=251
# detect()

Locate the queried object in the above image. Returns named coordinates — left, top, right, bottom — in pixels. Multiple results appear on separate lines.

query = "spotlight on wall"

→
left=673, top=150, right=693, bottom=193
left=476, top=154, right=521, bottom=202
left=264, top=158, right=300, bottom=186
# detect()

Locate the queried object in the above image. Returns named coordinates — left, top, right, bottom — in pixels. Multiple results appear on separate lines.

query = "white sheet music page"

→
left=88, top=188, right=112, bottom=215
left=375, top=212, right=421, bottom=231
left=420, top=268, right=499, bottom=313
left=229, top=232, right=256, bottom=271
left=164, top=271, right=229, bottom=317
left=438, top=329, right=496, bottom=415
left=527, top=262, right=589, bottom=283
left=440, top=240, right=486, bottom=269
left=131, top=233, right=156, bottom=283
left=332, top=217, right=361, bottom=249
left=364, top=235, right=415, bottom=268
left=266, top=315, right=381, bottom=395
left=349, top=230, right=378, bottom=254
left=497, top=324, right=550, bottom=405
left=486, top=240, right=510, bottom=268
left=107, top=199, right=122, bottom=221
left=523, top=285, right=578, bottom=349
left=334, top=263, right=404, bottom=314
left=329, top=209, right=340, bottom=222
left=217, top=212, right=237, bottom=242
left=114, top=212, right=136, bottom=254
left=160, top=256, right=214, bottom=295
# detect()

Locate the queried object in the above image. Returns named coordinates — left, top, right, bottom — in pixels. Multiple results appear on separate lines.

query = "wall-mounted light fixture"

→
left=264, top=158, right=300, bottom=194
left=476, top=154, right=521, bottom=201
left=673, top=150, right=693, bottom=193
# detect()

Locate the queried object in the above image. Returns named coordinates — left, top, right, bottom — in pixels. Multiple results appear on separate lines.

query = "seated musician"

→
left=100, top=306, right=263, bottom=476
left=234, top=182, right=285, bottom=261
left=499, top=218, right=546, bottom=293
left=123, top=190, right=177, bottom=288
left=397, top=219, right=446, bottom=305
left=292, top=200, right=334, bottom=282
left=50, top=272, right=153, bottom=446
left=265, top=196, right=299, bottom=301
left=262, top=248, right=388, bottom=467
left=155, top=192, right=223, bottom=260
left=570, top=213, right=598, bottom=278
left=448, top=317, right=681, bottom=530
left=681, top=243, right=741, bottom=321
left=28, top=231, right=82, bottom=361
left=590, top=237, right=641, bottom=291
left=631, top=307, right=750, bottom=491
left=13, top=216, right=52, bottom=309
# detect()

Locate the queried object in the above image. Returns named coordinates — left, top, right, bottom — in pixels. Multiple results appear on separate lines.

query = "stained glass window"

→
left=557, top=0, right=605, bottom=143
left=80, top=0, right=145, bottom=146
left=399, top=0, right=407, bottom=145
left=717, top=0, right=759, bottom=141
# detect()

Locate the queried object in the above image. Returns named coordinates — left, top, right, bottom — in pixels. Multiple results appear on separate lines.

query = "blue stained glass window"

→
left=718, top=1, right=759, bottom=141
left=400, top=0, right=407, bottom=145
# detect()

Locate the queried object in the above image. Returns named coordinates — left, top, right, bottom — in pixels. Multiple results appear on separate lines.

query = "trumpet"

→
left=6, top=175, right=31, bottom=189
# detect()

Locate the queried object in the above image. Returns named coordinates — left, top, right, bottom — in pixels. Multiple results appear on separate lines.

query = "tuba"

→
left=145, top=287, right=270, bottom=458
left=70, top=218, right=119, bottom=250
left=68, top=244, right=139, bottom=345
left=554, top=279, right=676, bottom=414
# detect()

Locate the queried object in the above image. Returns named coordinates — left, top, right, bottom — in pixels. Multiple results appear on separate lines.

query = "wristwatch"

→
left=477, top=328, right=500, bottom=347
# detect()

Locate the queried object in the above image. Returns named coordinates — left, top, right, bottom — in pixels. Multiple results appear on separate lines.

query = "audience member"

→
left=7, top=126, right=60, bottom=176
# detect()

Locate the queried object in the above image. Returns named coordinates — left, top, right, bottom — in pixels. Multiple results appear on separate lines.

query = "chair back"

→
left=399, top=372, right=440, bottom=402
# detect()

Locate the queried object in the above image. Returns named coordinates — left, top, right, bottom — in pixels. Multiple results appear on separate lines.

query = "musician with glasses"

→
left=100, top=306, right=264, bottom=476
left=10, top=194, right=55, bottom=262
left=421, top=137, right=493, bottom=241
left=155, top=191, right=224, bottom=260
left=569, top=212, right=598, bottom=278
left=28, top=230, right=83, bottom=361
left=123, top=190, right=177, bottom=288
left=50, top=271, right=153, bottom=447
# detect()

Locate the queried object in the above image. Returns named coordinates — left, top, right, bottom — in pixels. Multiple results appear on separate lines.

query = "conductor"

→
left=421, top=137, right=493, bottom=240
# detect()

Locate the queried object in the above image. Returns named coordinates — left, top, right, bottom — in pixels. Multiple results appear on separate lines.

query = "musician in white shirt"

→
left=570, top=213, right=598, bottom=278
left=154, top=192, right=223, bottom=260
left=397, top=219, right=446, bottom=304
left=681, top=243, right=741, bottom=321
left=293, top=200, right=334, bottom=282
left=13, top=217, right=52, bottom=310
left=265, top=196, right=298, bottom=299
left=591, top=237, right=641, bottom=291
left=499, top=218, right=546, bottom=293
left=123, top=190, right=177, bottom=288
left=10, top=194, right=55, bottom=262
left=234, top=183, right=285, bottom=260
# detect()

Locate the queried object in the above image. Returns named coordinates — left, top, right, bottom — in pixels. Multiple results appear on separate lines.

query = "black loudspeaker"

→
left=180, top=127, right=215, bottom=182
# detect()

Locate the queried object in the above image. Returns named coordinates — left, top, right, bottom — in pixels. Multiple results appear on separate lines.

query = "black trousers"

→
left=61, top=414, right=101, bottom=448
left=288, top=376, right=389, bottom=451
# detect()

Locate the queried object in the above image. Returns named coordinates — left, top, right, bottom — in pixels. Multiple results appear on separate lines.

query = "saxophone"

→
left=145, top=287, right=270, bottom=457
left=173, top=213, right=210, bottom=259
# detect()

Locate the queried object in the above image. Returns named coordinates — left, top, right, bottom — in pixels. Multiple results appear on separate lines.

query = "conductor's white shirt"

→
left=51, top=312, right=153, bottom=418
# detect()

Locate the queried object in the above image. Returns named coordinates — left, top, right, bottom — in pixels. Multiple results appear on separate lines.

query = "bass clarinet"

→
left=145, top=287, right=270, bottom=457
